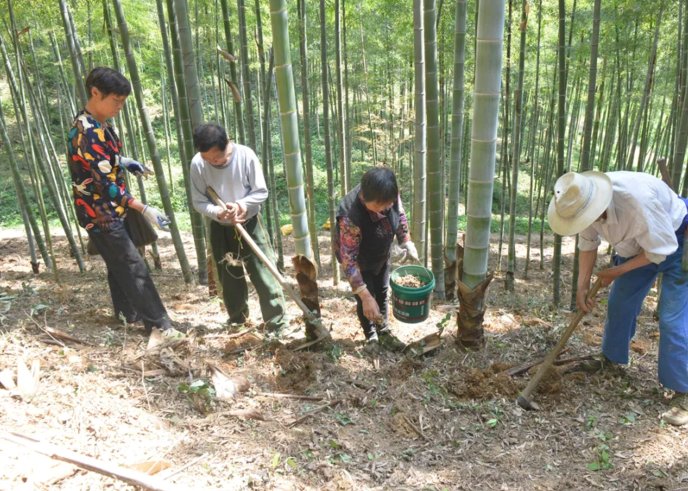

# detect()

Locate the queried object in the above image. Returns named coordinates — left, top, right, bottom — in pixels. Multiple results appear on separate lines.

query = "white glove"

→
left=142, top=205, right=171, bottom=232
left=120, top=156, right=153, bottom=177
left=401, top=241, right=419, bottom=262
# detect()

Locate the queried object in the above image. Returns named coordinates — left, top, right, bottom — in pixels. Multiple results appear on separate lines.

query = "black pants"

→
left=355, top=262, right=390, bottom=339
left=209, top=215, right=287, bottom=331
left=88, top=220, right=170, bottom=333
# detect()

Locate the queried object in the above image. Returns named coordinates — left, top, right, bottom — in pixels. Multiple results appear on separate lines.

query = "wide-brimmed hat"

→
left=547, top=171, right=613, bottom=236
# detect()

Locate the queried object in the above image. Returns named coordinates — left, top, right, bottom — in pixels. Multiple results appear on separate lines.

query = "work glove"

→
left=401, top=240, right=419, bottom=263
left=120, top=156, right=153, bottom=177
left=142, top=205, right=171, bottom=232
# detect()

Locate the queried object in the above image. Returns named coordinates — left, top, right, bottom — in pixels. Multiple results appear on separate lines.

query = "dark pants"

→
left=209, top=215, right=287, bottom=331
left=88, top=220, right=170, bottom=333
left=355, top=262, right=390, bottom=339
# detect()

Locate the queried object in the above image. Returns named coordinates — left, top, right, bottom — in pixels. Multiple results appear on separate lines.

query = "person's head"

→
left=84, top=67, right=131, bottom=121
left=547, top=171, right=613, bottom=236
left=193, top=123, right=231, bottom=167
left=360, top=167, right=398, bottom=213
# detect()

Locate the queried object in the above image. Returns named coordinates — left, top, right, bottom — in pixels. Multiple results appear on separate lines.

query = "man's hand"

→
left=142, top=205, right=171, bottom=232
left=576, top=283, right=596, bottom=313
left=596, top=267, right=618, bottom=287
left=359, top=289, right=381, bottom=322
left=120, top=157, right=153, bottom=177
left=401, top=241, right=419, bottom=263
left=218, top=202, right=248, bottom=224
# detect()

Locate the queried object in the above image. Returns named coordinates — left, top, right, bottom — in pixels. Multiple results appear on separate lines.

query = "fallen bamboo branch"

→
left=402, top=415, right=429, bottom=441
left=257, top=392, right=324, bottom=401
left=506, top=348, right=570, bottom=377
left=157, top=453, right=208, bottom=481
left=287, top=400, right=341, bottom=427
left=1, top=431, right=182, bottom=491
left=507, top=352, right=596, bottom=377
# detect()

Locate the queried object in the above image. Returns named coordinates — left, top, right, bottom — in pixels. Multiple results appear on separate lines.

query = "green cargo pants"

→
left=209, top=215, right=287, bottom=332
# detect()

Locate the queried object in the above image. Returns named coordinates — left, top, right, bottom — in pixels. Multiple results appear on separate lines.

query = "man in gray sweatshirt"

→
left=190, top=123, right=287, bottom=334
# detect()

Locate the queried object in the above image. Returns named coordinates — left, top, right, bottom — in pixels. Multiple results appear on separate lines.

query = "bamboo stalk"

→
left=1, top=432, right=182, bottom=491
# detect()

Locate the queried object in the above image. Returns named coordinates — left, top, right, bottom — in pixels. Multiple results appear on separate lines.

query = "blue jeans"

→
left=603, top=201, right=688, bottom=392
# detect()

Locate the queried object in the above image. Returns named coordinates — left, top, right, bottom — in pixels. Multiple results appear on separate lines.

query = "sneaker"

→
left=362, top=332, right=380, bottom=356
left=378, top=330, right=407, bottom=352
left=662, top=393, right=688, bottom=426
left=566, top=354, right=623, bottom=374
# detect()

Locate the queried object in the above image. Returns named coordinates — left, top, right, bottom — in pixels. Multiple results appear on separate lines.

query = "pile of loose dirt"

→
left=447, top=363, right=519, bottom=399
left=273, top=348, right=327, bottom=392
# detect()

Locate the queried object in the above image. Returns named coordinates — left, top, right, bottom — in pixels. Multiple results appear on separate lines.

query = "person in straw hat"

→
left=548, top=170, right=688, bottom=426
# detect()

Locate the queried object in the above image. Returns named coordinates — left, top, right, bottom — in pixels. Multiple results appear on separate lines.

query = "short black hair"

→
left=85, top=67, right=131, bottom=98
left=360, top=167, right=398, bottom=203
left=193, top=123, right=229, bottom=152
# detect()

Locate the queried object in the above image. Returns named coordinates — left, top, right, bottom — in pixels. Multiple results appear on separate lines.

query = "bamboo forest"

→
left=3, top=0, right=688, bottom=488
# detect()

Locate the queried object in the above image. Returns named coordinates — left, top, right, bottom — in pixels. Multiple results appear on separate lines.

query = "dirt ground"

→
left=1, top=226, right=687, bottom=491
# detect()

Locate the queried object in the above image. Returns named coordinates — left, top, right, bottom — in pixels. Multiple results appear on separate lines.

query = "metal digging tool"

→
left=517, top=278, right=603, bottom=410
left=206, top=187, right=331, bottom=345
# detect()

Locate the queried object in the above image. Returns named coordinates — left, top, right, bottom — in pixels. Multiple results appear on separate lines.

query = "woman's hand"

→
left=359, top=289, right=381, bottom=322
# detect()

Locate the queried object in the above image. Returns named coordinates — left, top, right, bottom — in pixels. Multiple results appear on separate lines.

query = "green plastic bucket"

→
left=390, top=265, right=435, bottom=323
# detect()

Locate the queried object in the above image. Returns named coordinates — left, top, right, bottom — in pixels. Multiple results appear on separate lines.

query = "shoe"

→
left=362, top=332, right=380, bottom=356
left=567, top=354, right=622, bottom=374
left=378, top=330, right=407, bottom=352
left=662, top=393, right=688, bottom=426
left=147, top=327, right=186, bottom=349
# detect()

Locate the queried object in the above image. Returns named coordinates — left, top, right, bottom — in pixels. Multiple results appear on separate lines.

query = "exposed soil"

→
left=1, top=228, right=687, bottom=490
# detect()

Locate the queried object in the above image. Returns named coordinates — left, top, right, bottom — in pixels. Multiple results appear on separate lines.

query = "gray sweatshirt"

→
left=190, top=143, right=268, bottom=223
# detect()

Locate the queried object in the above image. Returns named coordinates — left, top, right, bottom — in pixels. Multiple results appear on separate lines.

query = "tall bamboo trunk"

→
left=237, top=0, right=257, bottom=150
left=568, top=0, right=601, bottom=309
left=113, top=0, right=193, bottom=284
left=505, top=0, right=528, bottom=292
left=0, top=102, right=51, bottom=270
left=320, top=0, right=340, bottom=285
left=169, top=0, right=210, bottom=285
left=444, top=0, right=467, bottom=300
left=297, top=0, right=321, bottom=268
left=334, top=0, right=348, bottom=196
left=552, top=0, right=567, bottom=306
left=456, top=0, right=505, bottom=348
left=424, top=0, right=445, bottom=299
left=412, top=0, right=427, bottom=264
left=269, top=0, right=312, bottom=259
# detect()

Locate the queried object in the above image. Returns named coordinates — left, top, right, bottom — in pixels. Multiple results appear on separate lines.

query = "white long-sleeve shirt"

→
left=578, top=171, right=687, bottom=264
left=190, top=143, right=268, bottom=223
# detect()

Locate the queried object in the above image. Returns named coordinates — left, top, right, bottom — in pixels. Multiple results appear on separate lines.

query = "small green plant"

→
left=484, top=404, right=503, bottom=429
left=325, top=439, right=351, bottom=465
left=435, top=312, right=451, bottom=334
left=619, top=411, right=637, bottom=425
left=178, top=379, right=216, bottom=413
left=20, top=281, right=36, bottom=296
left=334, top=412, right=353, bottom=426
left=102, top=328, right=119, bottom=347
left=327, top=344, right=343, bottom=363
left=587, top=444, right=612, bottom=471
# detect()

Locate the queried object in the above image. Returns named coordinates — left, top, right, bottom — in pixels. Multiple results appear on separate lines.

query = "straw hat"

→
left=547, top=171, right=613, bottom=236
